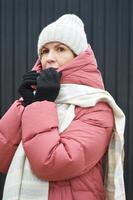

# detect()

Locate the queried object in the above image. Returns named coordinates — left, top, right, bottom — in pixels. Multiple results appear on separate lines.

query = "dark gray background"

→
left=0, top=0, right=132, bottom=199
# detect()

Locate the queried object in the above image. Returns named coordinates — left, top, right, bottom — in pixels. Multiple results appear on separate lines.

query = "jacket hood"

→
left=32, top=44, right=104, bottom=89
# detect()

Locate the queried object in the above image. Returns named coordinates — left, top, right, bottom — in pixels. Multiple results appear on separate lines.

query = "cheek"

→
left=40, top=57, right=46, bottom=69
left=61, top=54, right=74, bottom=65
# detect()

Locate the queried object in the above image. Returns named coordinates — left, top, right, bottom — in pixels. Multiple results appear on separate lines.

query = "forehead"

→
left=42, top=42, right=68, bottom=49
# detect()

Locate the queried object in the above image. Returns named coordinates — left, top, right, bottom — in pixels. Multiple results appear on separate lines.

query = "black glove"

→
left=35, top=68, right=62, bottom=102
left=18, top=71, right=39, bottom=106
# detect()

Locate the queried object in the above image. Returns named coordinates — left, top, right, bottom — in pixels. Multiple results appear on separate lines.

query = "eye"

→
left=40, top=48, right=49, bottom=55
left=57, top=46, right=65, bottom=52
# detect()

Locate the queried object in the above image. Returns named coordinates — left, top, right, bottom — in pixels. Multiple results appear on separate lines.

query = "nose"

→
left=46, top=51, right=56, bottom=63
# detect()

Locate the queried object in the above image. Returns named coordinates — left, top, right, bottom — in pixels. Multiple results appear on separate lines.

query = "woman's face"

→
left=40, top=42, right=75, bottom=70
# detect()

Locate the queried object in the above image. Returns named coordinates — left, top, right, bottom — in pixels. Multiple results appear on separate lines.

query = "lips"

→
left=45, top=65, right=60, bottom=69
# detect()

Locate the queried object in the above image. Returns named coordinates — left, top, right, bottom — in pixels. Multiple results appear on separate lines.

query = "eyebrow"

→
left=55, top=43, right=65, bottom=47
left=43, top=43, right=66, bottom=49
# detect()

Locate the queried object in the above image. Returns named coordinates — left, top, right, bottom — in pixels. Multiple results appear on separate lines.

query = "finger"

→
left=23, top=79, right=37, bottom=86
left=40, top=68, right=61, bottom=83
left=23, top=73, right=39, bottom=80
left=39, top=69, right=52, bottom=82
left=48, top=68, right=62, bottom=82
left=23, top=75, right=38, bottom=81
left=23, top=71, right=39, bottom=76
left=23, top=70, right=39, bottom=77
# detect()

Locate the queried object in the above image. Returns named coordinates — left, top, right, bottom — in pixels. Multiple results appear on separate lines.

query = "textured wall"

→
left=0, top=0, right=132, bottom=199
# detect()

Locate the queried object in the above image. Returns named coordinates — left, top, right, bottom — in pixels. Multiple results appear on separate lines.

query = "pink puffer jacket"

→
left=0, top=46, right=114, bottom=200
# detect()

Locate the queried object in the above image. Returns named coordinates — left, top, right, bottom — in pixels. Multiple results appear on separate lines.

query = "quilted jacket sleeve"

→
left=0, top=100, right=24, bottom=173
left=21, top=100, right=114, bottom=181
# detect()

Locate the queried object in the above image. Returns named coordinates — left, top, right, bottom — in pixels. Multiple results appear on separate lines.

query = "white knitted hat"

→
left=37, top=14, right=88, bottom=56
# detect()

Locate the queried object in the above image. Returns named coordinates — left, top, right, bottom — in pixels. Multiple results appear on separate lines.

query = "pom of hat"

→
left=37, top=14, right=88, bottom=56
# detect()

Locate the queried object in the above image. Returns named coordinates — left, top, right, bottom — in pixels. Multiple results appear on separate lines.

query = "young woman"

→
left=0, top=14, right=125, bottom=200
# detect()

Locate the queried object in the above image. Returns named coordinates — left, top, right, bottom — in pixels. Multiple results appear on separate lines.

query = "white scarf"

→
left=2, top=84, right=126, bottom=200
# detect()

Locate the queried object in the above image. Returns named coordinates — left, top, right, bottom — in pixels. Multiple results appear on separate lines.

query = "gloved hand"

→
left=35, top=68, right=62, bottom=102
left=18, top=70, right=39, bottom=106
